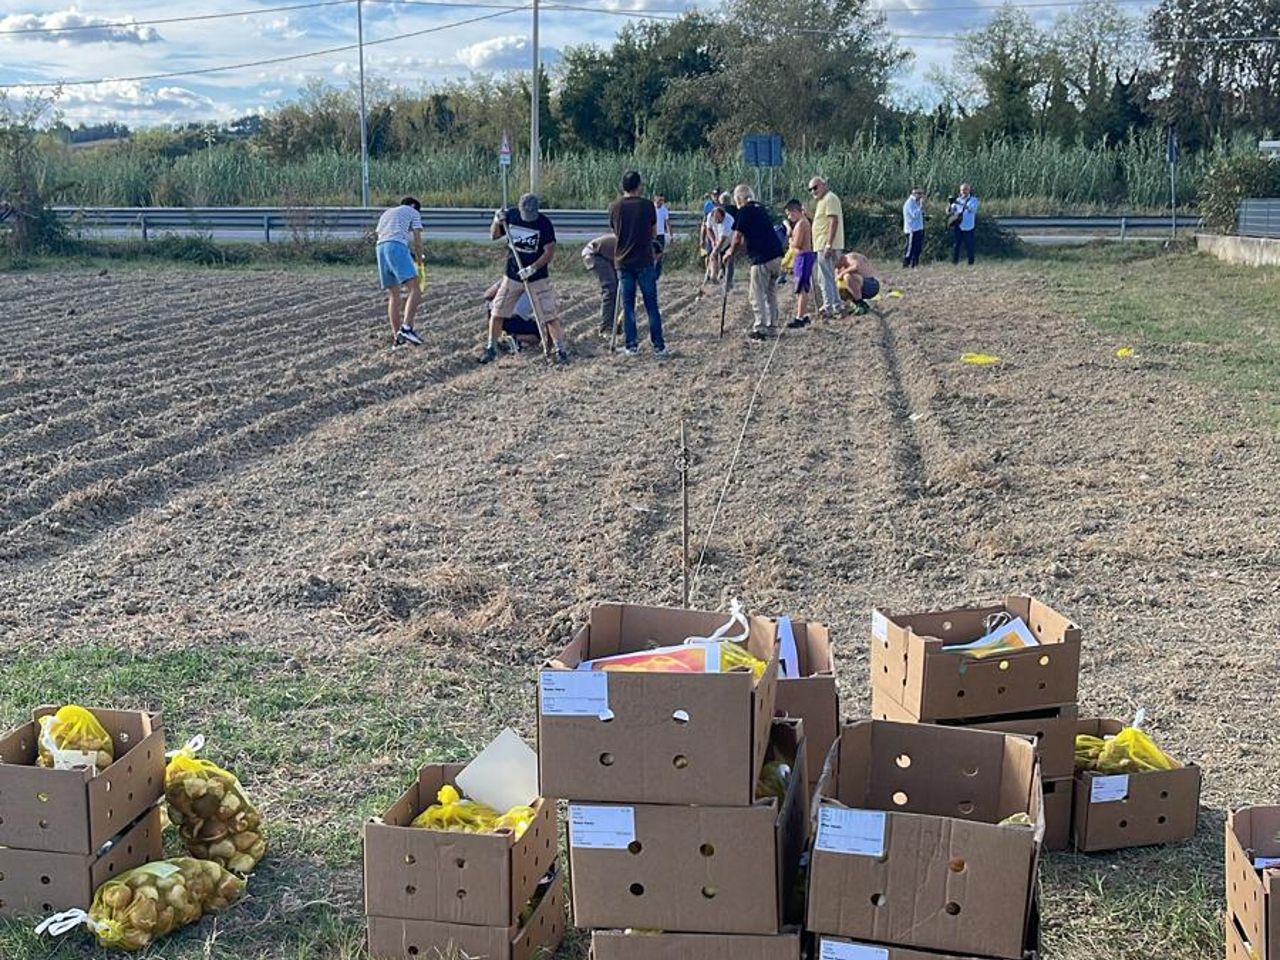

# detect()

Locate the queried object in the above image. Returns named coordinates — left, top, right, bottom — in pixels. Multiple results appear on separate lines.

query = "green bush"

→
left=1198, top=154, right=1280, bottom=233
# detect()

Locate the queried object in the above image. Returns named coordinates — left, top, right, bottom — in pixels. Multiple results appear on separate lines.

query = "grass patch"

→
left=1032, top=243, right=1280, bottom=428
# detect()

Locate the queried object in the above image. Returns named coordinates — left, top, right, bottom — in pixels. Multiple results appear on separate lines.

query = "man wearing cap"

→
left=582, top=233, right=619, bottom=338
left=481, top=193, right=569, bottom=366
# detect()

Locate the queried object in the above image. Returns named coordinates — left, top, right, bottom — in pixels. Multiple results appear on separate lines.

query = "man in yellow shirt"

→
left=808, top=176, right=844, bottom=319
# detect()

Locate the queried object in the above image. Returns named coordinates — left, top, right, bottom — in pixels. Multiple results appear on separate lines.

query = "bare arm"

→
left=527, top=241, right=556, bottom=273
left=411, top=227, right=424, bottom=262
left=824, top=215, right=838, bottom=250
left=490, top=216, right=506, bottom=241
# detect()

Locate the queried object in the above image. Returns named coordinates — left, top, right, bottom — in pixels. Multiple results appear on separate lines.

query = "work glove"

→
left=517, top=265, right=536, bottom=281
left=493, top=208, right=507, bottom=223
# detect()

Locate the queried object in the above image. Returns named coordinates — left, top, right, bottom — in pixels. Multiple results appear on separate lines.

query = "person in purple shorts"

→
left=783, top=198, right=816, bottom=329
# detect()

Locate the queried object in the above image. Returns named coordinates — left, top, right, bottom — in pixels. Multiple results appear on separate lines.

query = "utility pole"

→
left=529, top=0, right=540, bottom=193
left=356, top=0, right=371, bottom=208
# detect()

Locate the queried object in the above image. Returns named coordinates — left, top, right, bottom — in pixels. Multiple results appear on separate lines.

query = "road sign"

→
left=500, top=130, right=512, bottom=168
left=743, top=133, right=783, bottom=168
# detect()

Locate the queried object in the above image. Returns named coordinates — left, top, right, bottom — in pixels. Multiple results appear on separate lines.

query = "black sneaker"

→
left=478, top=345, right=497, bottom=365
left=398, top=325, right=424, bottom=346
left=556, top=348, right=570, bottom=365
left=786, top=314, right=811, bottom=329
left=748, top=329, right=767, bottom=342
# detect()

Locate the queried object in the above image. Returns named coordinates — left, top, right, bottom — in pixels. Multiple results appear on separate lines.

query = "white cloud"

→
left=456, top=35, right=562, bottom=72
left=54, top=79, right=222, bottom=124
left=0, top=7, right=161, bottom=45
left=257, top=15, right=306, bottom=41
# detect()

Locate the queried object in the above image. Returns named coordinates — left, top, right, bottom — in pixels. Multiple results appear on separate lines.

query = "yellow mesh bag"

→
left=37, top=705, right=114, bottom=773
left=411, top=784, right=535, bottom=839
left=165, top=737, right=266, bottom=875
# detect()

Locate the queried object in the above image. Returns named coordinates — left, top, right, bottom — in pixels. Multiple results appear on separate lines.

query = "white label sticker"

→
left=871, top=611, right=889, bottom=645
left=569, top=805, right=636, bottom=849
left=815, top=807, right=887, bottom=857
left=1090, top=774, right=1130, bottom=804
left=51, top=748, right=100, bottom=771
left=540, top=670, right=610, bottom=717
left=819, top=940, right=890, bottom=960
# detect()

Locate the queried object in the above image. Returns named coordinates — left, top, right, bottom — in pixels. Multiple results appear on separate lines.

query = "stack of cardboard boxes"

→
left=807, top=719, right=1044, bottom=960
left=363, top=763, right=564, bottom=960
left=869, top=596, right=1082, bottom=852
left=0, top=707, right=166, bottom=919
left=1226, top=806, right=1280, bottom=960
left=539, top=603, right=812, bottom=960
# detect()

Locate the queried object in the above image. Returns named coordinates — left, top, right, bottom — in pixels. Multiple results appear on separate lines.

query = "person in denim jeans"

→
left=608, top=170, right=669, bottom=358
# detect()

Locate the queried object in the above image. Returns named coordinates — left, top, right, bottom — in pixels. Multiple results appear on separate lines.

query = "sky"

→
left=0, top=0, right=1156, bottom=128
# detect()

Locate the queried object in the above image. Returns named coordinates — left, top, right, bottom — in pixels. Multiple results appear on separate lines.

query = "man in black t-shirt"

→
left=723, top=184, right=784, bottom=340
left=607, top=170, right=668, bottom=358
left=481, top=193, right=569, bottom=366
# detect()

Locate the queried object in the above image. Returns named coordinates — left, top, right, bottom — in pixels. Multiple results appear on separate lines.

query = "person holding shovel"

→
left=480, top=193, right=569, bottom=366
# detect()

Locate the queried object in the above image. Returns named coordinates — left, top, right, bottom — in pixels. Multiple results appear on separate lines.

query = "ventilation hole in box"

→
left=127, top=845, right=133, bottom=855
left=42, top=903, right=52, bottom=912
left=997, top=686, right=1007, bottom=695
left=0, top=901, right=5, bottom=910
left=405, top=885, right=417, bottom=895
left=958, top=801, right=974, bottom=815
left=945, top=902, right=961, bottom=916
left=104, top=782, right=112, bottom=793
left=408, top=947, right=420, bottom=956
left=1038, top=655, right=1050, bottom=667
left=0, top=873, right=4, bottom=882
left=128, top=792, right=134, bottom=802
left=963, top=765, right=979, bottom=777
left=627, top=841, right=643, bottom=855
left=1160, top=791, right=1169, bottom=800
left=456, top=858, right=466, bottom=869
left=545, top=838, right=551, bottom=850
left=950, top=859, right=966, bottom=873
left=404, top=854, right=416, bottom=865
left=456, top=889, right=467, bottom=900
left=956, top=690, right=965, bottom=699
left=36, top=792, right=48, bottom=803
left=629, top=883, right=645, bottom=897
left=108, top=863, right=116, bottom=873
left=1158, top=816, right=1167, bottom=825
left=40, top=876, right=51, bottom=885
left=700, top=843, right=715, bottom=857
left=892, top=791, right=909, bottom=806
left=701, top=886, right=717, bottom=899
left=871, top=893, right=886, bottom=907
left=147, top=777, right=153, bottom=786
left=883, top=666, right=888, bottom=675
left=673, top=710, right=690, bottom=725
left=599, top=753, right=615, bottom=767
left=107, top=809, right=113, bottom=820
left=999, top=660, right=1010, bottom=672
left=1118, top=820, right=1128, bottom=829
left=1035, top=731, right=1045, bottom=742
left=120, top=732, right=130, bottom=744
left=39, top=819, right=49, bottom=829
left=127, top=766, right=133, bottom=776
left=895, top=754, right=912, bottom=769
left=673, top=755, right=689, bottom=770
left=942, top=620, right=953, bottom=632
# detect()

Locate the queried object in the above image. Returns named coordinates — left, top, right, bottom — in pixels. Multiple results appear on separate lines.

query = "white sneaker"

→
left=398, top=325, right=424, bottom=346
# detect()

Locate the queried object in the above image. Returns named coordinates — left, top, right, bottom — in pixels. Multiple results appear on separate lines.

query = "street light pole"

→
left=356, top=0, right=371, bottom=208
left=529, top=0, right=540, bottom=193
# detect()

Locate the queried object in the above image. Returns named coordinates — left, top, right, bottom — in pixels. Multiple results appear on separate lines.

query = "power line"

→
left=0, top=0, right=354, bottom=36
left=0, top=6, right=527, bottom=90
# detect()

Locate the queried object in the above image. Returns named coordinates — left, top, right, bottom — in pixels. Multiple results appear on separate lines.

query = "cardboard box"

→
left=364, top=764, right=557, bottom=926
left=1042, top=777, right=1071, bottom=852
left=0, top=804, right=164, bottom=919
left=871, top=685, right=1077, bottom=781
left=1226, top=806, right=1280, bottom=960
left=773, top=617, right=839, bottom=790
left=539, top=603, right=780, bottom=806
left=1071, top=719, right=1200, bottom=853
left=870, top=596, right=1081, bottom=722
left=591, top=928, right=802, bottom=960
left=815, top=896, right=1041, bottom=960
left=0, top=707, right=165, bottom=855
left=807, top=720, right=1043, bottom=960
left=568, top=718, right=807, bottom=935
left=1227, top=913, right=1258, bottom=960
left=367, top=865, right=565, bottom=960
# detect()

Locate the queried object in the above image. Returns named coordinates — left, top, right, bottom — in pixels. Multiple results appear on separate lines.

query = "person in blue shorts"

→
left=374, top=197, right=425, bottom=347
left=836, top=251, right=881, bottom=316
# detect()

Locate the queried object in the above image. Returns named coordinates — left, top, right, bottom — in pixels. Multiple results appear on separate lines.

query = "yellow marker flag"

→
left=961, top=353, right=1001, bottom=366
left=888, top=289, right=904, bottom=298
left=1116, top=346, right=1134, bottom=358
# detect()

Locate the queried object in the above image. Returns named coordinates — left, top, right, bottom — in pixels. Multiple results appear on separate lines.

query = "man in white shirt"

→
left=654, top=195, right=672, bottom=280
left=705, top=204, right=735, bottom=287
left=902, top=187, right=925, bottom=269
left=948, top=183, right=980, bottom=266
left=374, top=196, right=425, bottom=347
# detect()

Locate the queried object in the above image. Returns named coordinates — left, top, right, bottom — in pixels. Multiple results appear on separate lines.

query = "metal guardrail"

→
left=52, top=206, right=1203, bottom=242
left=1239, top=199, right=1280, bottom=239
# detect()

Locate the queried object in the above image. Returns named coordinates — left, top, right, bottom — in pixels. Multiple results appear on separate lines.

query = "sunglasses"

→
left=808, top=184, right=821, bottom=192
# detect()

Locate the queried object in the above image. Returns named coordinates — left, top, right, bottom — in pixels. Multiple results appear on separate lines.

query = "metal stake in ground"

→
left=718, top=274, right=730, bottom=339
left=609, top=279, right=623, bottom=355
left=499, top=215, right=552, bottom=360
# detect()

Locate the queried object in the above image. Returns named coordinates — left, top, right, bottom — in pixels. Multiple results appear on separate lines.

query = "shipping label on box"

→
left=538, top=603, right=780, bottom=806
left=1071, top=720, right=1200, bottom=853
left=363, top=763, right=557, bottom=927
left=0, top=707, right=165, bottom=856
left=569, top=719, right=806, bottom=936
left=807, top=720, right=1042, bottom=960
left=870, top=596, right=1081, bottom=722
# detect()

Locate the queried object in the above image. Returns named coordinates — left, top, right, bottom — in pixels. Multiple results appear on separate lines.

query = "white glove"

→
left=517, top=265, right=536, bottom=281
left=493, top=208, right=507, bottom=223
left=582, top=255, right=594, bottom=271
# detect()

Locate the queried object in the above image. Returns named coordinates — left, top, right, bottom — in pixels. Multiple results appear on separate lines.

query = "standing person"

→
left=902, top=186, right=925, bottom=268
left=723, top=183, right=784, bottom=341
left=705, top=203, right=735, bottom=286
left=581, top=233, right=619, bottom=338
left=808, top=176, right=845, bottom=318
left=375, top=196, right=426, bottom=348
left=836, top=251, right=881, bottom=315
left=654, top=195, right=673, bottom=280
left=480, top=193, right=569, bottom=366
left=608, top=170, right=669, bottom=359
left=783, top=198, right=815, bottom=329
left=948, top=183, right=979, bottom=266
